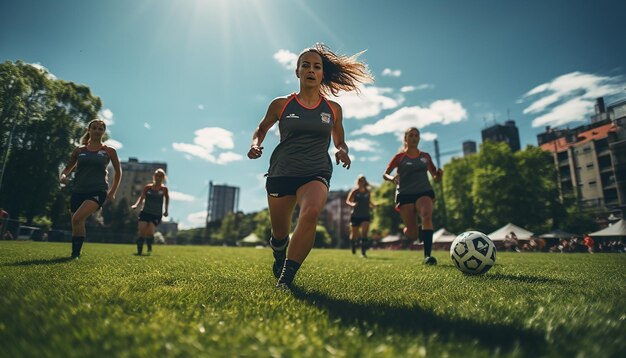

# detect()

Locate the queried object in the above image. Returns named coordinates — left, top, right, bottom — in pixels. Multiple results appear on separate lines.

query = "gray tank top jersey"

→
left=142, top=186, right=165, bottom=216
left=388, top=152, right=435, bottom=195
left=73, top=146, right=110, bottom=193
left=352, top=190, right=371, bottom=218
left=268, top=95, right=335, bottom=178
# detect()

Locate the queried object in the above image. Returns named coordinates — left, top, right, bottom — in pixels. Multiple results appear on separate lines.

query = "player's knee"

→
left=71, top=215, right=85, bottom=226
left=299, top=206, right=322, bottom=223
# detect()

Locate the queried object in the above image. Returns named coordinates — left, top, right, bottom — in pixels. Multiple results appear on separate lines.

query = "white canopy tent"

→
left=380, top=234, right=401, bottom=243
left=238, top=233, right=265, bottom=246
left=589, top=219, right=626, bottom=238
left=488, top=223, right=534, bottom=241
left=433, top=228, right=457, bottom=243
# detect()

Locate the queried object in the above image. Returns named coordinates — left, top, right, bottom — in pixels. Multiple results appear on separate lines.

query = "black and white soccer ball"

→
left=450, top=231, right=496, bottom=275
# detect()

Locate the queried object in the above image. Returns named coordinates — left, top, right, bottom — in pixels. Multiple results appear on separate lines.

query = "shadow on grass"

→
left=291, top=287, right=547, bottom=355
left=484, top=273, right=568, bottom=284
left=4, top=257, right=75, bottom=266
left=360, top=256, right=394, bottom=261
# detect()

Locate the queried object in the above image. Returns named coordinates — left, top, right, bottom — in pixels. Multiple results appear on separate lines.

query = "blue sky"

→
left=2, top=0, right=625, bottom=229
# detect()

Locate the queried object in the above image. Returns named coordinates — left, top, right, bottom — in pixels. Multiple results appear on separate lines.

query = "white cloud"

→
left=382, top=68, right=401, bottom=77
left=353, top=99, right=468, bottom=136
left=172, top=127, right=244, bottom=165
left=198, top=104, right=205, bottom=110
left=144, top=122, right=151, bottom=129
left=420, top=132, right=438, bottom=141
left=27, top=63, right=57, bottom=80
left=273, top=49, right=298, bottom=70
left=520, top=71, right=624, bottom=128
left=335, top=86, right=403, bottom=120
left=104, top=138, right=123, bottom=149
left=400, top=84, right=434, bottom=92
left=358, top=155, right=381, bottom=162
left=169, top=191, right=195, bottom=202
left=180, top=210, right=207, bottom=229
left=345, top=137, right=380, bottom=152
left=99, top=108, right=114, bottom=126
left=392, top=131, right=438, bottom=144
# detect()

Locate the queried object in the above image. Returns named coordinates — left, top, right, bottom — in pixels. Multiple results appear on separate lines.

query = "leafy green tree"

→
left=101, top=198, right=138, bottom=235
left=176, top=227, right=208, bottom=245
left=514, top=146, right=562, bottom=232
left=253, top=209, right=271, bottom=242
left=472, top=141, right=521, bottom=232
left=314, top=224, right=332, bottom=247
left=216, top=211, right=257, bottom=246
left=0, top=61, right=102, bottom=223
left=560, top=205, right=599, bottom=234
left=370, top=180, right=401, bottom=235
left=441, top=154, right=477, bottom=232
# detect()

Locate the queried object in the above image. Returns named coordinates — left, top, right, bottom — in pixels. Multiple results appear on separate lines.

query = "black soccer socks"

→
left=136, top=238, right=145, bottom=255
left=277, top=259, right=301, bottom=289
left=269, top=236, right=289, bottom=278
left=361, top=238, right=368, bottom=257
left=422, top=229, right=433, bottom=258
left=71, top=236, right=84, bottom=258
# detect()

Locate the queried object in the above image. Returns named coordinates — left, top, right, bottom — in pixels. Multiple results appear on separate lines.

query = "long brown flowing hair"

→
left=297, top=43, right=374, bottom=97
left=80, top=119, right=107, bottom=145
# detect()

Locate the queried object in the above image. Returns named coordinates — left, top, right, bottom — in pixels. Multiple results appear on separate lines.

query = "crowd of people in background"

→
left=549, top=235, right=625, bottom=253
left=500, top=232, right=625, bottom=253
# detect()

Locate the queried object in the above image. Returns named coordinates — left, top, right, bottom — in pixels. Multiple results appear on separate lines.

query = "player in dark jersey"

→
left=131, top=168, right=169, bottom=255
left=346, top=175, right=376, bottom=257
left=59, top=119, right=122, bottom=258
left=248, top=43, right=373, bottom=289
left=383, top=127, right=443, bottom=265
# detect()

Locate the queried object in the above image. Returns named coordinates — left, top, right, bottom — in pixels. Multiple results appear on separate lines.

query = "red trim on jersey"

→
left=294, top=94, right=323, bottom=109
left=278, top=94, right=296, bottom=120
left=322, top=97, right=337, bottom=122
left=385, top=152, right=406, bottom=173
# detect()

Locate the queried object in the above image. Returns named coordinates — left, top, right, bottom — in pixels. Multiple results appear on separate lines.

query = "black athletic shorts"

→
left=350, top=216, right=371, bottom=227
left=395, top=190, right=435, bottom=208
left=139, top=211, right=162, bottom=226
left=70, top=191, right=107, bottom=212
left=266, top=175, right=331, bottom=197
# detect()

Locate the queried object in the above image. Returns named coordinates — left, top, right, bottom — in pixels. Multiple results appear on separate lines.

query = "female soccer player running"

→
left=248, top=43, right=373, bottom=289
left=346, top=175, right=376, bottom=257
left=131, top=169, right=169, bottom=255
left=383, top=127, right=443, bottom=265
left=59, top=119, right=122, bottom=258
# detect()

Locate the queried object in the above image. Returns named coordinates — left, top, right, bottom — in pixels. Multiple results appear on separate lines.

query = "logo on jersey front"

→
left=420, top=157, right=428, bottom=164
left=285, top=113, right=299, bottom=119
left=97, top=150, right=107, bottom=157
left=320, top=112, right=331, bottom=124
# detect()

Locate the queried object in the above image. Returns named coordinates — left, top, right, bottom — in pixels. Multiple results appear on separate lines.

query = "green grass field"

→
left=0, top=241, right=624, bottom=357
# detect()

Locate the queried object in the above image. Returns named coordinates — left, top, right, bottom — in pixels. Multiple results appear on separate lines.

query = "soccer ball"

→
left=450, top=231, right=496, bottom=275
